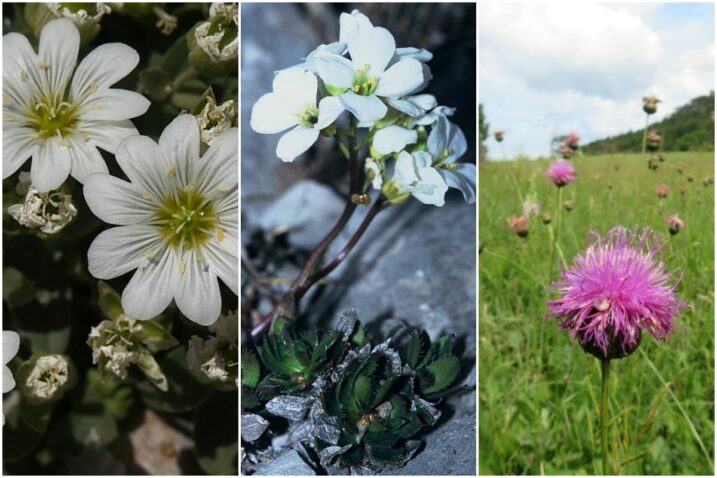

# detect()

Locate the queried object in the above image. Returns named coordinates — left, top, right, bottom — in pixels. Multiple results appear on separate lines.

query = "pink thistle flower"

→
left=564, top=132, right=580, bottom=149
left=547, top=226, right=687, bottom=360
left=546, top=160, right=576, bottom=187
left=655, top=184, right=669, bottom=198
left=667, top=214, right=685, bottom=235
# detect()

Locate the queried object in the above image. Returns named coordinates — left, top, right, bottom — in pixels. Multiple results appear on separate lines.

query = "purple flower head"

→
left=546, top=226, right=687, bottom=360
left=546, top=160, right=576, bottom=187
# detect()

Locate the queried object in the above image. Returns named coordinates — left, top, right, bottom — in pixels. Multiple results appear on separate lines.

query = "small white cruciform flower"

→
left=393, top=151, right=448, bottom=207
left=84, top=115, right=238, bottom=326
left=3, top=19, right=150, bottom=192
left=250, top=69, right=343, bottom=162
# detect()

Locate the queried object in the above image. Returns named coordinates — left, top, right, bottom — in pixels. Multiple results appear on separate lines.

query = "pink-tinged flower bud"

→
left=507, top=215, right=529, bottom=238
left=546, top=160, right=576, bottom=187
left=494, top=130, right=505, bottom=142
left=667, top=214, right=685, bottom=235
left=646, top=130, right=662, bottom=152
left=564, top=132, right=580, bottom=150
left=643, top=96, right=660, bottom=115
left=560, top=145, right=574, bottom=159
left=655, top=184, right=669, bottom=199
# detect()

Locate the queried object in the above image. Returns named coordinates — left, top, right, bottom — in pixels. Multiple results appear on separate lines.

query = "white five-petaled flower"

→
left=428, top=115, right=476, bottom=205
left=3, top=19, right=150, bottom=192
left=393, top=151, right=448, bottom=207
left=314, top=24, right=424, bottom=123
left=84, top=115, right=238, bottom=326
left=250, top=69, right=343, bottom=162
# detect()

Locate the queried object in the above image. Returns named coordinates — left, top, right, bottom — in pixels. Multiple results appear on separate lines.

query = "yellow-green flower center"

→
left=156, top=187, right=220, bottom=252
left=298, top=104, right=319, bottom=129
left=25, top=95, right=80, bottom=141
left=353, top=65, right=379, bottom=96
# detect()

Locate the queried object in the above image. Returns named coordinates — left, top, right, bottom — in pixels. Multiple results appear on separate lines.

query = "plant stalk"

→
left=600, top=359, right=611, bottom=475
left=642, top=112, right=650, bottom=155
left=548, top=186, right=563, bottom=281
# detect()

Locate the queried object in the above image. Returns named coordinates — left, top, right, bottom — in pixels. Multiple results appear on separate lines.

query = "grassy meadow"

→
left=478, top=152, right=715, bottom=475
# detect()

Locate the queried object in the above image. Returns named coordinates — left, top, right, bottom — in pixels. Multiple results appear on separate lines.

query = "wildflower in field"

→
left=3, top=19, right=150, bottom=192
left=8, top=172, right=77, bottom=235
left=647, top=156, right=658, bottom=171
left=703, top=176, right=714, bottom=186
left=522, top=197, right=541, bottom=218
left=313, top=23, right=425, bottom=122
left=546, top=159, right=575, bottom=187
left=667, top=214, right=685, bottom=235
left=507, top=215, right=529, bottom=238
left=493, top=129, right=504, bottom=142
left=541, top=212, right=552, bottom=224
left=643, top=95, right=660, bottom=115
left=562, top=200, right=575, bottom=211
left=646, top=130, right=662, bottom=152
left=2, top=330, right=20, bottom=425
left=250, top=69, right=344, bottom=162
left=547, top=226, right=687, bottom=359
left=655, top=184, right=669, bottom=199
left=687, top=174, right=694, bottom=183
left=564, top=132, right=580, bottom=151
left=84, top=115, right=238, bottom=326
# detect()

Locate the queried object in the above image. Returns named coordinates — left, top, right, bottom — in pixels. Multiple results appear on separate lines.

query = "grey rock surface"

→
left=253, top=449, right=316, bottom=476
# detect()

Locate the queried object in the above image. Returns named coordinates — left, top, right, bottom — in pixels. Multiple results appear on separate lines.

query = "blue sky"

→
left=479, top=3, right=715, bottom=159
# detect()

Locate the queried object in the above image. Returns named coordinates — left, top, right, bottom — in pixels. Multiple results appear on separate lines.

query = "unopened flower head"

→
left=655, top=184, right=669, bottom=198
left=195, top=3, right=238, bottom=62
left=563, top=200, right=575, bottom=212
left=508, top=215, right=529, bottom=238
left=646, top=130, right=662, bottom=151
left=3, top=19, right=149, bottom=192
left=24, top=354, right=69, bottom=399
left=522, top=196, right=540, bottom=218
left=493, top=130, right=505, bottom=142
left=84, top=115, right=238, bottom=326
left=560, top=145, right=574, bottom=159
left=643, top=95, right=660, bottom=114
left=8, top=172, right=77, bottom=235
left=365, top=157, right=383, bottom=190
left=547, top=226, right=687, bottom=360
left=564, top=132, right=580, bottom=150
left=197, top=97, right=237, bottom=146
left=667, top=214, right=685, bottom=235
left=546, top=159, right=576, bottom=187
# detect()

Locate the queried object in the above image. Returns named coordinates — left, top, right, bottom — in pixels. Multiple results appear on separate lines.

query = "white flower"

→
left=339, top=9, right=373, bottom=43
left=428, top=116, right=476, bottom=204
left=386, top=93, right=437, bottom=118
left=250, top=69, right=343, bottom=162
left=47, top=3, right=111, bottom=28
left=372, top=125, right=417, bottom=155
left=195, top=3, right=238, bottom=62
left=187, top=311, right=237, bottom=386
left=365, top=158, right=383, bottom=190
left=84, top=115, right=238, bottom=326
left=415, top=104, right=456, bottom=126
left=3, top=331, right=19, bottom=394
left=25, top=355, right=69, bottom=399
left=393, top=151, right=448, bottom=207
left=196, top=97, right=237, bottom=146
left=8, top=174, right=78, bottom=234
left=3, top=19, right=150, bottom=192
left=314, top=24, right=424, bottom=123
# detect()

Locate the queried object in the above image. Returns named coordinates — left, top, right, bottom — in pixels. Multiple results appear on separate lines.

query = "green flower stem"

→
left=170, top=66, right=198, bottom=94
left=642, top=113, right=649, bottom=155
left=548, top=186, right=563, bottom=282
left=600, top=359, right=611, bottom=475
left=252, top=118, right=361, bottom=337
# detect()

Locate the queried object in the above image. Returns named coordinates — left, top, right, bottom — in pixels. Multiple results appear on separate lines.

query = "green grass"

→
left=479, top=152, right=715, bottom=475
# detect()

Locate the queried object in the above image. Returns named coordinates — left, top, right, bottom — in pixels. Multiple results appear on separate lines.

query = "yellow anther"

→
left=90, top=83, right=98, bottom=94
left=37, top=60, right=49, bottom=69
left=19, top=69, right=27, bottom=81
left=143, top=192, right=153, bottom=200
left=144, top=250, right=157, bottom=259
left=166, top=165, right=176, bottom=177
left=178, top=261, right=186, bottom=274
left=216, top=228, right=224, bottom=241
left=217, top=185, right=229, bottom=193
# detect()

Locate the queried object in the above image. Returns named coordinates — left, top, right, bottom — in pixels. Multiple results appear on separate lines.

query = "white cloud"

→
left=479, top=2, right=714, bottom=159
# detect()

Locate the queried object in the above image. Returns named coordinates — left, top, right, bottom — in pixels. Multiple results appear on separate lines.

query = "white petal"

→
left=114, top=135, right=169, bottom=199
left=38, top=19, right=79, bottom=95
left=373, top=126, right=417, bottom=155
left=121, top=247, right=176, bottom=320
left=394, top=151, right=418, bottom=186
left=88, top=225, right=161, bottom=279
left=428, top=116, right=467, bottom=163
left=339, top=10, right=373, bottom=43
left=84, top=173, right=155, bottom=225
left=410, top=94, right=438, bottom=111
left=315, top=96, right=344, bottom=129
left=314, top=52, right=355, bottom=89
left=386, top=98, right=423, bottom=117
left=196, top=127, right=238, bottom=193
left=395, top=47, right=433, bottom=63
left=158, top=114, right=200, bottom=188
left=413, top=167, right=448, bottom=207
left=204, top=236, right=239, bottom=295
left=31, top=139, right=71, bottom=193
left=3, top=33, right=46, bottom=107
left=438, top=164, right=476, bottom=204
left=347, top=26, right=395, bottom=77
left=3, top=365, right=16, bottom=394
left=71, top=43, right=140, bottom=101
left=68, top=137, right=108, bottom=183
left=276, top=126, right=319, bottom=163
left=301, top=42, right=347, bottom=72
left=272, top=69, right=317, bottom=113
left=3, top=331, right=20, bottom=365
left=84, top=120, right=139, bottom=153
left=339, top=92, right=387, bottom=123
left=412, top=151, right=434, bottom=170
left=250, top=91, right=299, bottom=134
left=174, top=251, right=222, bottom=326
left=2, top=126, right=37, bottom=179
left=80, top=89, right=150, bottom=121
left=375, top=59, right=424, bottom=98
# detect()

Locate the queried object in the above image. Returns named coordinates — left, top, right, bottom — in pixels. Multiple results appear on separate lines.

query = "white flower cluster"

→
left=251, top=9, right=475, bottom=207
left=8, top=172, right=77, bottom=235
left=24, top=354, right=70, bottom=399
left=187, top=310, right=238, bottom=387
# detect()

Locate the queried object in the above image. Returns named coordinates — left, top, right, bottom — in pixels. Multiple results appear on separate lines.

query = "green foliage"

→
left=583, top=93, right=715, bottom=154
left=479, top=152, right=714, bottom=475
left=406, top=330, right=464, bottom=400
left=479, top=103, right=490, bottom=162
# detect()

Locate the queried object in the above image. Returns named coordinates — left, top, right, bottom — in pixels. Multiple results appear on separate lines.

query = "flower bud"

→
left=562, top=200, right=575, bottom=211
left=508, top=215, right=529, bottom=238
left=188, top=3, right=238, bottom=76
left=25, top=3, right=111, bottom=47
left=643, top=96, right=660, bottom=115
left=667, top=214, right=685, bottom=235
left=382, top=179, right=410, bottom=205
left=655, top=184, right=669, bottom=199
left=493, top=130, right=505, bottom=142
left=580, top=324, right=642, bottom=360
left=541, top=212, right=552, bottom=224
left=17, top=354, right=75, bottom=403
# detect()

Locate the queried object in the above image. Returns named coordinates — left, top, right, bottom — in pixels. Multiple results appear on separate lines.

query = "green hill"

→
left=583, top=92, right=714, bottom=154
